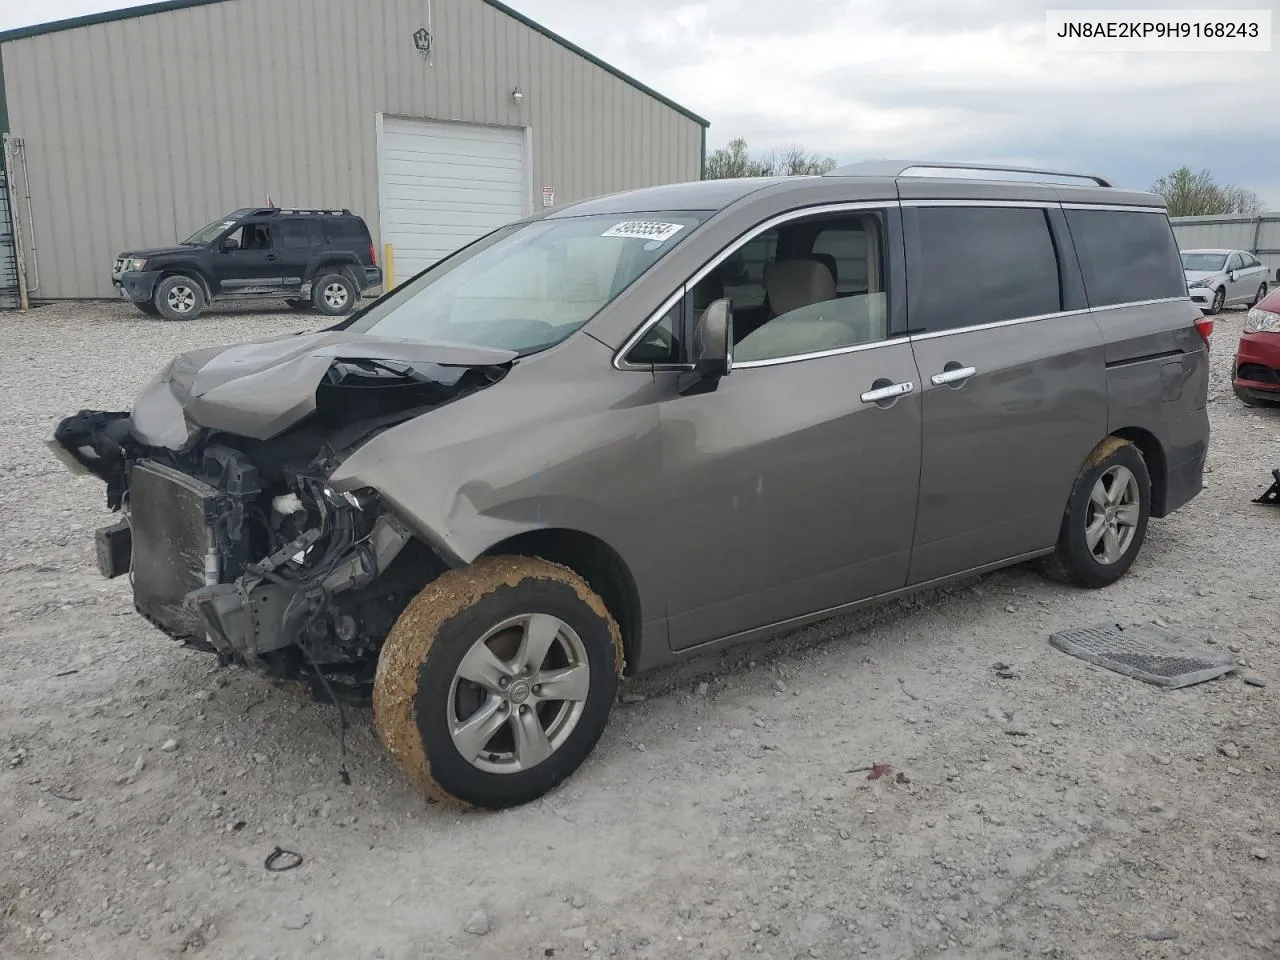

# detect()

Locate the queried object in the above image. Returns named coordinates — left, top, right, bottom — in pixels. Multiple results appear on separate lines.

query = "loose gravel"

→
left=1, top=300, right=1278, bottom=960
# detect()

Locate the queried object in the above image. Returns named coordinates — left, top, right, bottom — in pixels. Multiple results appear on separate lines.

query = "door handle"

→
left=265, top=253, right=279, bottom=262
left=860, top=381, right=914, bottom=403
left=931, top=365, right=977, bottom=386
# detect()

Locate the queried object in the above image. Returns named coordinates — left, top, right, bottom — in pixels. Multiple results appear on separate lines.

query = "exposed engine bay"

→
left=52, top=334, right=514, bottom=701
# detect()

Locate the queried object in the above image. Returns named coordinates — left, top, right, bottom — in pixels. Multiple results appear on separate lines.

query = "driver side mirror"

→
left=691, top=298, right=733, bottom=380
left=1228, top=270, right=1237, bottom=282
left=220, top=237, right=239, bottom=252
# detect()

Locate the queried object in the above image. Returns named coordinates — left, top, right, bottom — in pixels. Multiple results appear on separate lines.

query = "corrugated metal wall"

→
left=0, top=0, right=705, bottom=298
left=1171, top=213, right=1280, bottom=282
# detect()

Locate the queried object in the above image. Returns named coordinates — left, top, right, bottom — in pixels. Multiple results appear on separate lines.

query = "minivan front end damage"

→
left=52, top=334, right=514, bottom=697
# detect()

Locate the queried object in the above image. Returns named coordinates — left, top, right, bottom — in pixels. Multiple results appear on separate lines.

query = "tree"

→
left=706, top=138, right=837, bottom=179
left=1151, top=166, right=1264, bottom=217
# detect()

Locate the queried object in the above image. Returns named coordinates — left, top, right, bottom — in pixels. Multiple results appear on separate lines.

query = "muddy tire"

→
left=1041, top=437, right=1151, bottom=589
left=373, top=556, right=623, bottom=810
left=311, top=271, right=358, bottom=316
left=153, top=275, right=206, bottom=321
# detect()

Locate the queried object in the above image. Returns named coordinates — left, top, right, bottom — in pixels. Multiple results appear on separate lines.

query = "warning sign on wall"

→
left=542, top=186, right=555, bottom=207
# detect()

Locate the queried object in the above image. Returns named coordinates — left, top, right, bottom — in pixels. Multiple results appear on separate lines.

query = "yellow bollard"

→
left=383, top=244, right=395, bottom=290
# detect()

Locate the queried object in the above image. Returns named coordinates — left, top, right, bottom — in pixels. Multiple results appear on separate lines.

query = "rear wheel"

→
left=1041, top=438, right=1151, bottom=588
left=311, top=272, right=357, bottom=316
left=1207, top=287, right=1225, bottom=315
left=153, top=275, right=206, bottom=321
left=373, top=556, right=623, bottom=809
left=1251, top=283, right=1268, bottom=307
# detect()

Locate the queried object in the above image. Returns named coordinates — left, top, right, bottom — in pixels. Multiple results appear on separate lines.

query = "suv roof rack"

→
left=244, top=207, right=354, bottom=218
left=825, top=160, right=1114, bottom=188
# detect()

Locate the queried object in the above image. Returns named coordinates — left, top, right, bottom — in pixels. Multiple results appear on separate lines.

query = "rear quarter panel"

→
left=1096, top=299, right=1210, bottom=514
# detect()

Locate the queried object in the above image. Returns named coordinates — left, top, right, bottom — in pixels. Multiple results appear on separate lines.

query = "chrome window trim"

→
left=899, top=199, right=1057, bottom=209
left=909, top=308, right=1092, bottom=342
left=1060, top=203, right=1170, bottom=214
left=612, top=201, right=895, bottom=371
left=1089, top=296, right=1192, bottom=312
left=734, top=335, right=910, bottom=369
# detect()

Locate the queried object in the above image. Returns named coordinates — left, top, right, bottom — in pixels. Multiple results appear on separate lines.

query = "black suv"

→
left=112, top=208, right=382, bottom=320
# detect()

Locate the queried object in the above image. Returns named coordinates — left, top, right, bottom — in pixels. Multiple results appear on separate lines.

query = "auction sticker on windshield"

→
left=601, top=221, right=686, bottom=243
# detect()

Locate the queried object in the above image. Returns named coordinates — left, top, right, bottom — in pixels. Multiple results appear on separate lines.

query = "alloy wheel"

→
left=323, top=282, right=349, bottom=309
left=1085, top=464, right=1140, bottom=565
left=166, top=285, right=196, bottom=314
left=447, top=614, right=590, bottom=774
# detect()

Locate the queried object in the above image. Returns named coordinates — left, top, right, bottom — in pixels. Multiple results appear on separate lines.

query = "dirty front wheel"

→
left=153, top=275, right=205, bottom=321
left=1042, top=438, right=1151, bottom=588
left=311, top=272, right=357, bottom=316
left=373, top=556, right=623, bottom=809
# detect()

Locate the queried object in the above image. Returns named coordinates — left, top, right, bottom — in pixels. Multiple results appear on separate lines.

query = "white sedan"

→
left=1181, top=248, right=1270, bottom=315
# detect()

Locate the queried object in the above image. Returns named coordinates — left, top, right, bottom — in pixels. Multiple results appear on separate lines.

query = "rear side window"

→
left=1065, top=209, right=1186, bottom=307
left=912, top=206, right=1062, bottom=333
left=278, top=220, right=323, bottom=249
left=324, top=217, right=370, bottom=248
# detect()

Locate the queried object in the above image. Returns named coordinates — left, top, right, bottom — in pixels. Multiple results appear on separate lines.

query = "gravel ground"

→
left=1, top=300, right=1278, bottom=960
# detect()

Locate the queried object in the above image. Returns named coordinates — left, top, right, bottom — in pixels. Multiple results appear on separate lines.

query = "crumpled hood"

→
left=131, top=330, right=517, bottom=450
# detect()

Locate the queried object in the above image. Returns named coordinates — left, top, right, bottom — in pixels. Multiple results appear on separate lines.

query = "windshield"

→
left=183, top=219, right=236, bottom=246
left=1181, top=252, right=1227, bottom=272
left=343, top=212, right=710, bottom=354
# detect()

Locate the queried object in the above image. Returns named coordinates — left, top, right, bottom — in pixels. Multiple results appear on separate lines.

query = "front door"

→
left=642, top=205, right=923, bottom=651
left=215, top=220, right=285, bottom=294
left=903, top=203, right=1108, bottom=584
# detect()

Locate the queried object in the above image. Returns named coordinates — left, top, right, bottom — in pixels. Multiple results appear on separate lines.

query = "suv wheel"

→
left=373, top=556, right=623, bottom=810
left=312, top=272, right=357, bottom=316
left=1206, top=286, right=1225, bottom=315
left=1041, top=437, right=1151, bottom=588
left=154, top=276, right=206, bottom=321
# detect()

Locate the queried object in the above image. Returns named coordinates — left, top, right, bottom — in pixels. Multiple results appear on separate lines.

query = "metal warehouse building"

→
left=0, top=0, right=708, bottom=303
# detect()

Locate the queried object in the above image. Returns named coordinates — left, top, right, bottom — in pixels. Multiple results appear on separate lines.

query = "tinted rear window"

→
left=1065, top=209, right=1186, bottom=307
left=912, top=206, right=1062, bottom=333
left=323, top=217, right=371, bottom=247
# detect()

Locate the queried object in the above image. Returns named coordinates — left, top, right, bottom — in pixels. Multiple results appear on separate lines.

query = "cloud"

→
left=4, top=0, right=1277, bottom=205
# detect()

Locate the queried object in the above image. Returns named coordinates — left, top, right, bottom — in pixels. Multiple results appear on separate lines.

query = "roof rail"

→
left=249, top=207, right=353, bottom=217
left=825, top=160, right=1113, bottom=188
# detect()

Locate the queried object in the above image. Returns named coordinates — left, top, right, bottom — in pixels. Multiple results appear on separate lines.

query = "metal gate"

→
left=0, top=161, right=18, bottom=309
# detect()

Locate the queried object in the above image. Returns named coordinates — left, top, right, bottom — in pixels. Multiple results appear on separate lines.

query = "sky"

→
left=3, top=0, right=1279, bottom=205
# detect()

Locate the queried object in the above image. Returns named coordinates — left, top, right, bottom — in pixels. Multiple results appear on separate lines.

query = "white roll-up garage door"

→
left=378, top=117, right=528, bottom=284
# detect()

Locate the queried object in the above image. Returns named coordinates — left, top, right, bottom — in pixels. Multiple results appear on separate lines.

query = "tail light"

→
left=1195, top=317, right=1214, bottom=345
left=369, top=242, right=377, bottom=266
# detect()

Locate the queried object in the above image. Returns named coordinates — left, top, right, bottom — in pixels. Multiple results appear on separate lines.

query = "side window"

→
left=229, top=222, right=273, bottom=251
left=812, top=228, right=871, bottom=295
left=278, top=220, right=319, bottom=250
left=625, top=301, right=681, bottom=365
left=720, top=232, right=777, bottom=309
left=1226, top=252, right=1244, bottom=272
left=734, top=212, right=889, bottom=363
left=911, top=207, right=1061, bottom=333
left=1065, top=209, right=1187, bottom=307
left=1243, top=254, right=1261, bottom=269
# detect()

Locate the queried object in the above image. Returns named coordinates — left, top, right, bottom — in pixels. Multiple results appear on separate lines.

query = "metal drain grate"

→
left=1049, top=623, right=1238, bottom=689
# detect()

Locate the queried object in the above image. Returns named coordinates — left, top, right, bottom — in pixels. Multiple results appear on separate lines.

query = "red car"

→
left=1235, top=287, right=1280, bottom=406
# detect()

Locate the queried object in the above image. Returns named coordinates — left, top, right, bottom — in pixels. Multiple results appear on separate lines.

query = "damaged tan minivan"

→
left=54, top=162, right=1210, bottom=808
